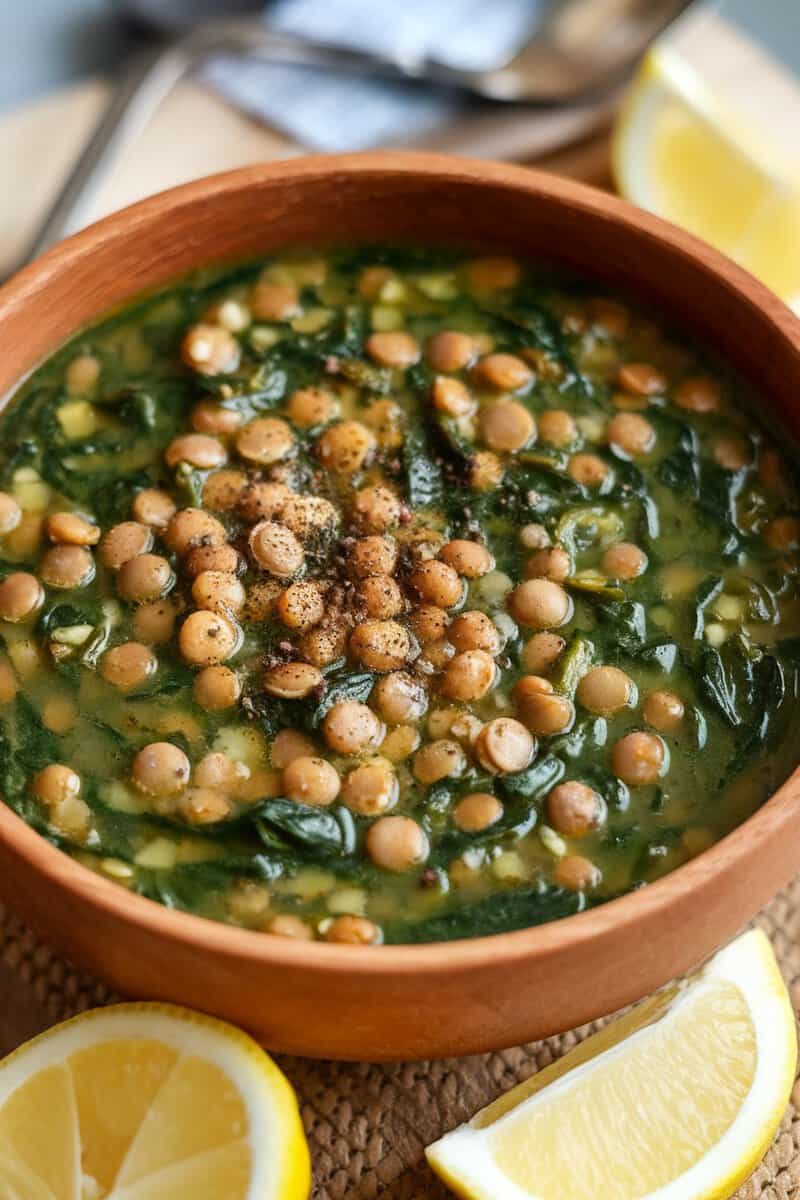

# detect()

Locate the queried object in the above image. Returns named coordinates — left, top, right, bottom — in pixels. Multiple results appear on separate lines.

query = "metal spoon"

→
left=8, top=0, right=689, bottom=276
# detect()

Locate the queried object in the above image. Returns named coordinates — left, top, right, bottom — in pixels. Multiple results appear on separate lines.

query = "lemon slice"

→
left=613, top=30, right=800, bottom=308
left=0, top=1003, right=310, bottom=1199
left=427, top=929, right=796, bottom=1200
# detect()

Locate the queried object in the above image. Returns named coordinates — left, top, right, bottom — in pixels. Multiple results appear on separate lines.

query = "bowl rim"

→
left=1, top=149, right=799, bottom=973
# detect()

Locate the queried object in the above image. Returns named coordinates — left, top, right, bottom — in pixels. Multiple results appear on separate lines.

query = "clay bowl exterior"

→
left=0, top=153, right=799, bottom=1062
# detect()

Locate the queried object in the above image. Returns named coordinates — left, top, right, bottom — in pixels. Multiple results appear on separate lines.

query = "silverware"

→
left=9, top=0, right=689, bottom=277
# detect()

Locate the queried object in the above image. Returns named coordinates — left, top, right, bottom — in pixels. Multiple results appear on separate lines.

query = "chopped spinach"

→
left=254, top=800, right=357, bottom=857
left=695, top=645, right=742, bottom=727
left=2, top=242, right=799, bottom=948
left=499, top=755, right=565, bottom=801
left=308, top=671, right=376, bottom=729
left=403, top=421, right=444, bottom=510
left=385, top=886, right=587, bottom=944
left=692, top=575, right=724, bottom=640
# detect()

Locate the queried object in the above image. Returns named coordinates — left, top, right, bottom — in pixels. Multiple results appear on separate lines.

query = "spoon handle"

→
left=8, top=42, right=192, bottom=277
left=3, top=21, right=415, bottom=280
left=4, top=7, right=682, bottom=280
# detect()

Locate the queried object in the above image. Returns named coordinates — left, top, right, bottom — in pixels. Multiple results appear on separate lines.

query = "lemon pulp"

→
left=491, top=981, right=755, bottom=1198
left=427, top=930, right=797, bottom=1200
left=0, top=1003, right=310, bottom=1200
left=613, top=17, right=800, bottom=309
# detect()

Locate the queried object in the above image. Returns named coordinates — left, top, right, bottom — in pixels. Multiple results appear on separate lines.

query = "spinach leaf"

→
left=555, top=506, right=623, bottom=556
left=115, top=389, right=159, bottom=431
left=0, top=696, right=59, bottom=810
left=435, top=414, right=474, bottom=462
left=385, top=885, right=587, bottom=944
left=724, top=653, right=788, bottom=779
left=749, top=654, right=786, bottom=745
left=493, top=299, right=564, bottom=356
left=405, top=361, right=435, bottom=396
left=404, top=422, right=444, bottom=510
left=248, top=668, right=373, bottom=738
left=147, top=860, right=283, bottom=912
left=254, top=800, right=356, bottom=857
left=517, top=453, right=587, bottom=507
left=596, top=600, right=647, bottom=654
left=248, top=693, right=302, bottom=740
left=659, top=427, right=700, bottom=495
left=778, top=635, right=800, bottom=664
left=421, top=780, right=457, bottom=818
left=746, top=579, right=779, bottom=625
left=697, top=462, right=743, bottom=532
left=687, top=705, right=708, bottom=750
left=2, top=386, right=60, bottom=445
left=9, top=695, right=59, bottom=774
left=499, top=754, right=565, bottom=801
left=578, top=764, right=630, bottom=812
left=308, top=670, right=375, bottom=729
left=0, top=439, right=38, bottom=486
left=608, top=457, right=647, bottom=499
left=241, top=366, right=290, bottom=409
left=481, top=290, right=588, bottom=395
left=513, top=466, right=586, bottom=515
left=196, top=368, right=288, bottom=412
left=595, top=602, right=681, bottom=674
left=692, top=575, right=723, bottom=639
left=696, top=645, right=741, bottom=727
left=39, top=599, right=103, bottom=635
left=0, top=722, right=24, bottom=806
left=429, top=805, right=539, bottom=866
left=336, top=358, right=393, bottom=394
left=329, top=304, right=369, bottom=357
left=39, top=450, right=154, bottom=525
left=638, top=639, right=679, bottom=672
left=658, top=424, right=744, bottom=554
left=127, top=662, right=195, bottom=699
left=605, top=457, right=661, bottom=541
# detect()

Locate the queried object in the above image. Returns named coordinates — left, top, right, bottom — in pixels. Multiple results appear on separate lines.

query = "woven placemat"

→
left=1, top=886, right=799, bottom=1199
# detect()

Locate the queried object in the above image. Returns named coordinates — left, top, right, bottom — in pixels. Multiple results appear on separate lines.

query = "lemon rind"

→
left=426, top=930, right=796, bottom=1200
left=612, top=44, right=800, bottom=208
left=0, top=1001, right=311, bottom=1200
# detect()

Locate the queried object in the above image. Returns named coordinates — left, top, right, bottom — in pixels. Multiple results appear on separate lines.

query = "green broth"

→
left=0, top=246, right=799, bottom=945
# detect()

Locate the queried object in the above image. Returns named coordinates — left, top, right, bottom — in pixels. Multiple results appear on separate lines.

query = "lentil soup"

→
left=0, top=247, right=798, bottom=946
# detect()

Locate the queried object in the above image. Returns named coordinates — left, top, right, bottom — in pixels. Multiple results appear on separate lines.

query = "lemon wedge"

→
left=613, top=26, right=800, bottom=309
left=427, top=929, right=796, bottom=1200
left=0, top=1002, right=310, bottom=1199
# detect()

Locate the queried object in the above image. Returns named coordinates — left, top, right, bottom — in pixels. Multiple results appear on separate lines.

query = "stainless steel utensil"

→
left=8, top=0, right=689, bottom=277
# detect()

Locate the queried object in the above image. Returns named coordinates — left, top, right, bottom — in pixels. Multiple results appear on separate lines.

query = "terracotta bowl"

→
left=1, top=153, right=799, bottom=1062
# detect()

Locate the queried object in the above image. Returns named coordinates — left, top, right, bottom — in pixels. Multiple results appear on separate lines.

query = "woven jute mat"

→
left=2, top=886, right=800, bottom=1200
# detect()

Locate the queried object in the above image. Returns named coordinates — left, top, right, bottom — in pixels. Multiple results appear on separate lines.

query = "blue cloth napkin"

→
left=204, top=0, right=541, bottom=151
